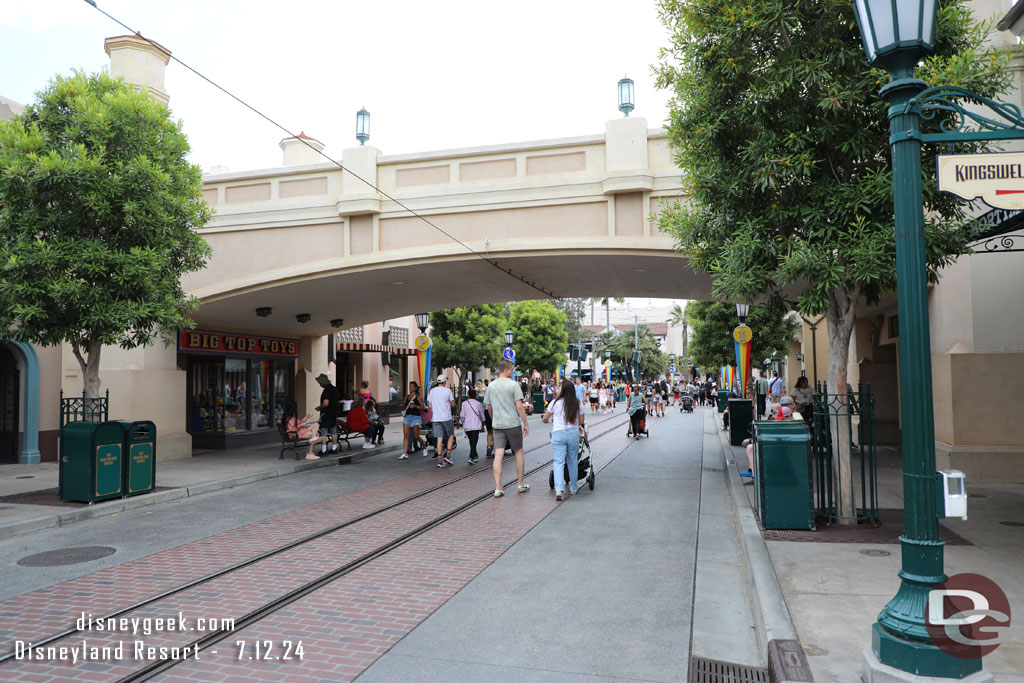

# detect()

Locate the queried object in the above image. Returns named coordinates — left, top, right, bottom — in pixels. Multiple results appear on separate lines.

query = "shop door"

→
left=0, top=347, right=19, bottom=464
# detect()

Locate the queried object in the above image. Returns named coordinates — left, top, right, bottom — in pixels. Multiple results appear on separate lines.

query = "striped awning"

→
left=336, top=342, right=416, bottom=356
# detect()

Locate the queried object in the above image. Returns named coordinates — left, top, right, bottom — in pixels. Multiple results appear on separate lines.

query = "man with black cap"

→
left=314, top=372, right=340, bottom=455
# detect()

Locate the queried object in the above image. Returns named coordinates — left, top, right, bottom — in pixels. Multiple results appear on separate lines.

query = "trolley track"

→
left=0, top=412, right=629, bottom=669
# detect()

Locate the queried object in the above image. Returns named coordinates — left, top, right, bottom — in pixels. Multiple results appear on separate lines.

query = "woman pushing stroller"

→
left=542, top=380, right=584, bottom=501
left=628, top=384, right=646, bottom=439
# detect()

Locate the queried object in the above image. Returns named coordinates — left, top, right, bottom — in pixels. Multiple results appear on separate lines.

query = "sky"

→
left=2, top=0, right=675, bottom=173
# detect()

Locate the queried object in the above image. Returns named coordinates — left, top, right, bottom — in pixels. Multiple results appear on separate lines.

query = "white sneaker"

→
left=398, top=454, right=409, bottom=460
left=493, top=489, right=504, bottom=498
left=362, top=443, right=375, bottom=449
left=555, top=490, right=564, bottom=501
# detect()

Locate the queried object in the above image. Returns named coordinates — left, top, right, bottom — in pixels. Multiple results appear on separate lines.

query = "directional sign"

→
left=502, top=347, right=515, bottom=363
left=938, top=152, right=1024, bottom=210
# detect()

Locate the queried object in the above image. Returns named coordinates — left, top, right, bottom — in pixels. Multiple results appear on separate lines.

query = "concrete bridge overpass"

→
left=187, top=117, right=705, bottom=337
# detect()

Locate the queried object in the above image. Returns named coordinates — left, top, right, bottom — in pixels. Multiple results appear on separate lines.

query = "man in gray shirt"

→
left=484, top=360, right=531, bottom=497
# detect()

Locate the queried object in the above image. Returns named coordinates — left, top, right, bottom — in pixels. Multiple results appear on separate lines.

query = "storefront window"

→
left=191, top=359, right=224, bottom=433
left=273, top=361, right=292, bottom=428
left=251, top=361, right=271, bottom=429
left=223, top=359, right=247, bottom=432
left=389, top=356, right=404, bottom=404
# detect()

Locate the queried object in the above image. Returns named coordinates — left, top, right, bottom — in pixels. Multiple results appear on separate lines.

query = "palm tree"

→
left=669, top=302, right=688, bottom=355
left=591, top=297, right=625, bottom=335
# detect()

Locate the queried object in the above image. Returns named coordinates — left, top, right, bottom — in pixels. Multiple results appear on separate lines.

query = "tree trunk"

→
left=71, top=339, right=103, bottom=400
left=825, top=290, right=859, bottom=525
left=605, top=300, right=610, bottom=333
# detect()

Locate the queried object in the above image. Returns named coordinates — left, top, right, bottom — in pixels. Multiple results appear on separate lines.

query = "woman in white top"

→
left=543, top=380, right=585, bottom=500
left=598, top=384, right=608, bottom=414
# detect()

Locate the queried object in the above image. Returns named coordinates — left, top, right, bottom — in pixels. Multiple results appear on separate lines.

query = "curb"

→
left=714, top=422, right=813, bottom=681
left=0, top=442, right=403, bottom=541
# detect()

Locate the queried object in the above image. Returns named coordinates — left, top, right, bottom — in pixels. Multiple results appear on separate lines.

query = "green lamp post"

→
left=852, top=0, right=1024, bottom=677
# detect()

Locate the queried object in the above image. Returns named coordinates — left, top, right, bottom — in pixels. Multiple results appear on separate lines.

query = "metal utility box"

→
left=717, top=390, right=729, bottom=413
left=532, top=391, right=546, bottom=415
left=60, top=421, right=125, bottom=503
left=120, top=420, right=156, bottom=497
left=753, top=421, right=815, bottom=530
left=728, top=398, right=754, bottom=446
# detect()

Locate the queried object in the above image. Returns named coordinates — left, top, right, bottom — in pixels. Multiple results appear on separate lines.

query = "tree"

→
left=668, top=302, right=688, bottom=355
left=553, top=297, right=587, bottom=346
left=590, top=297, right=625, bottom=334
left=684, top=299, right=798, bottom=373
left=654, top=0, right=1009, bottom=394
left=594, top=324, right=668, bottom=383
left=0, top=72, right=212, bottom=398
left=507, top=301, right=568, bottom=378
left=428, top=304, right=505, bottom=409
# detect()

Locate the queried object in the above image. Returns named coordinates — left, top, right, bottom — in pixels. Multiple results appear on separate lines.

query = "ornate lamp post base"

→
left=863, top=637, right=992, bottom=683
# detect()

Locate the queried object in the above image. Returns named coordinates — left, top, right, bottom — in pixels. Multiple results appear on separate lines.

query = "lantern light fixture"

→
left=852, top=0, right=937, bottom=75
left=617, top=76, right=635, bottom=117
left=355, top=108, right=370, bottom=145
left=505, top=329, right=514, bottom=347
left=415, top=313, right=430, bottom=334
left=736, top=303, right=749, bottom=323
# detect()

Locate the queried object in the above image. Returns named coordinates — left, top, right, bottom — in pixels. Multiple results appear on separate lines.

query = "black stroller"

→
left=680, top=394, right=694, bottom=413
left=549, top=425, right=595, bottom=491
left=626, top=408, right=649, bottom=439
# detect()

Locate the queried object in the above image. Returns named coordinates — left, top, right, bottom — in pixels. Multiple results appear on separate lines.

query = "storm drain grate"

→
left=689, top=656, right=769, bottom=683
left=702, top=466, right=724, bottom=473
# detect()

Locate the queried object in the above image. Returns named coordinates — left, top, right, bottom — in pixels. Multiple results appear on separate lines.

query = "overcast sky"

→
left=3, top=0, right=674, bottom=173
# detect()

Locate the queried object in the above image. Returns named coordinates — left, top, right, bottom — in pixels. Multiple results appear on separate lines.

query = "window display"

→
left=189, top=357, right=294, bottom=436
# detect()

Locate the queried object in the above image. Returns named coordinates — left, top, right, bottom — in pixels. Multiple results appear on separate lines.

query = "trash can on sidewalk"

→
left=617, top=387, right=625, bottom=402
left=728, top=398, right=753, bottom=446
left=120, top=420, right=156, bottom=497
left=60, top=421, right=125, bottom=503
left=717, top=390, right=729, bottom=413
left=532, top=391, right=545, bottom=415
left=752, top=421, right=815, bottom=530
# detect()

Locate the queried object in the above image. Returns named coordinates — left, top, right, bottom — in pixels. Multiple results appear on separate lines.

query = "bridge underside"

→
left=190, top=249, right=711, bottom=337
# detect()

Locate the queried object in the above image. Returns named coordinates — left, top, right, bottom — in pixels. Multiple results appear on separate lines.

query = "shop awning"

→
left=336, top=342, right=417, bottom=356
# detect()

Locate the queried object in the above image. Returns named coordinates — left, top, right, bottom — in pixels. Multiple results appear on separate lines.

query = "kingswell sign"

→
left=937, top=152, right=1024, bottom=210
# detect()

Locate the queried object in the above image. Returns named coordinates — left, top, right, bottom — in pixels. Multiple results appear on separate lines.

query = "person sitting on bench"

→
left=281, top=400, right=328, bottom=459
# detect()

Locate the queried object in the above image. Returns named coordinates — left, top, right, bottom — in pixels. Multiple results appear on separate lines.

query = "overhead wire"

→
left=81, top=0, right=560, bottom=301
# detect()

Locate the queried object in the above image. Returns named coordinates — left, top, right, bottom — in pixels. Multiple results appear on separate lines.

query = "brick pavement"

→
left=0, top=412, right=640, bottom=682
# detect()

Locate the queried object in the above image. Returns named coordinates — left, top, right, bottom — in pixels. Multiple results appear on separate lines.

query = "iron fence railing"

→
left=811, top=381, right=879, bottom=525
left=60, top=388, right=109, bottom=429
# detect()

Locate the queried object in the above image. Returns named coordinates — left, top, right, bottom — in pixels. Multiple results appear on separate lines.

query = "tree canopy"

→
left=507, top=300, right=568, bottom=375
left=684, top=299, right=798, bottom=372
left=0, top=71, right=212, bottom=396
left=429, top=304, right=505, bottom=389
left=593, top=324, right=669, bottom=382
left=654, top=0, right=1010, bottom=387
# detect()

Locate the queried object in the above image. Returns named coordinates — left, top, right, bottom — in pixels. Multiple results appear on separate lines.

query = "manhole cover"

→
left=17, top=546, right=117, bottom=567
left=15, top=476, right=34, bottom=479
left=999, top=521, right=1024, bottom=527
left=860, top=549, right=892, bottom=557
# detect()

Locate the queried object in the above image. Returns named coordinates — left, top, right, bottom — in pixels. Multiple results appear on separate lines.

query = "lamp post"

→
left=618, top=76, right=635, bottom=117
left=505, top=329, right=514, bottom=348
left=355, top=108, right=370, bottom=146
left=852, top=1, right=983, bottom=677
left=735, top=303, right=749, bottom=325
left=415, top=313, right=429, bottom=335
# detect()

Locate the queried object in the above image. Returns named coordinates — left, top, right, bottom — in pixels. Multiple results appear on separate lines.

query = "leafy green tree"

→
left=590, top=297, right=625, bottom=333
left=429, top=304, right=505, bottom=407
left=654, top=0, right=1009, bottom=394
left=594, top=325, right=668, bottom=382
left=507, top=301, right=568, bottom=377
left=0, top=71, right=212, bottom=398
left=684, top=299, right=799, bottom=373
left=553, top=297, right=587, bottom=346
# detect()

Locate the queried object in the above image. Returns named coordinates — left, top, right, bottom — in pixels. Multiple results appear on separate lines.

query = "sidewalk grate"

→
left=703, top=466, right=724, bottom=473
left=763, top=508, right=973, bottom=545
left=689, top=656, right=769, bottom=683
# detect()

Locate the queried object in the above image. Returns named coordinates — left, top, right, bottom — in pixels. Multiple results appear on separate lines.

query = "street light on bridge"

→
left=355, top=108, right=370, bottom=146
left=618, top=76, right=635, bottom=117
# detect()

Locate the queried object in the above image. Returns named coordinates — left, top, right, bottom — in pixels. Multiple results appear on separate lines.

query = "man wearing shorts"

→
left=314, top=373, right=340, bottom=455
left=427, top=374, right=456, bottom=466
left=485, top=360, right=530, bottom=497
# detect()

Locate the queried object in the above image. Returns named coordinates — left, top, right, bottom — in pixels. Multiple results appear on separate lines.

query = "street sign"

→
left=502, top=347, right=515, bottom=363
left=938, top=152, right=1024, bottom=210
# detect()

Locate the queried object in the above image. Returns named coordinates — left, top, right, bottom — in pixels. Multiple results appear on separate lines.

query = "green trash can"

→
left=617, top=387, right=625, bottom=402
left=532, top=391, right=545, bottom=414
left=752, top=421, right=815, bottom=530
left=60, top=421, right=125, bottom=503
left=717, top=390, right=729, bottom=413
left=120, top=420, right=156, bottom=497
left=728, top=398, right=754, bottom=446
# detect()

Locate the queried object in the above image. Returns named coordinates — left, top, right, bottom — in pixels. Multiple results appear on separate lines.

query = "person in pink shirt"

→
left=459, top=388, right=486, bottom=465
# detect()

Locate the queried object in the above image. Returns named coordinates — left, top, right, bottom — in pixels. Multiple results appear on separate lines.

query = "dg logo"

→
left=926, top=573, right=1011, bottom=659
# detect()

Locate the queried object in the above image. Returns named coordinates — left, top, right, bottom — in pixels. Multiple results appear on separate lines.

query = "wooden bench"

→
left=278, top=423, right=313, bottom=460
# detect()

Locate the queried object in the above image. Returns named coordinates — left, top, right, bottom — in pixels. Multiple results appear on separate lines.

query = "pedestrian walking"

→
left=543, top=379, right=584, bottom=501
left=589, top=382, right=600, bottom=414
left=485, top=360, right=531, bottom=497
left=769, top=371, right=784, bottom=404
left=427, top=374, right=456, bottom=467
left=598, top=384, right=608, bottom=414
left=400, top=381, right=425, bottom=459
left=459, top=388, right=486, bottom=464
left=313, top=373, right=340, bottom=455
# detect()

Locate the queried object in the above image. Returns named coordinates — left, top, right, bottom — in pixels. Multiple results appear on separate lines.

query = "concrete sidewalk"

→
left=713, top=412, right=1024, bottom=681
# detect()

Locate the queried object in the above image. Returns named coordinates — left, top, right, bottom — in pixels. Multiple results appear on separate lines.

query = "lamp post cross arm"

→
left=897, top=85, right=1024, bottom=143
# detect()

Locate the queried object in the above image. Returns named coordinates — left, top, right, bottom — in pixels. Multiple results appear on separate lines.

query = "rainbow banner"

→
left=721, top=365, right=737, bottom=394
left=555, top=365, right=562, bottom=385
left=415, top=345, right=432, bottom=391
left=605, top=363, right=612, bottom=383
left=735, top=339, right=751, bottom=398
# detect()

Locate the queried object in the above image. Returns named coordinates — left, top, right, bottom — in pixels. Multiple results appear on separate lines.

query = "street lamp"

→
left=355, top=108, right=370, bottom=146
left=851, top=1, right=978, bottom=678
left=415, top=313, right=429, bottom=334
left=618, top=76, right=634, bottom=117
left=736, top=303, right=749, bottom=324
left=505, top=329, right=514, bottom=347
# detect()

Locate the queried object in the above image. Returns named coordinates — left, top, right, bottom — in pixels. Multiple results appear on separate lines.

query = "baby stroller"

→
left=680, top=394, right=694, bottom=413
left=549, top=425, right=596, bottom=491
left=627, top=408, right=649, bottom=439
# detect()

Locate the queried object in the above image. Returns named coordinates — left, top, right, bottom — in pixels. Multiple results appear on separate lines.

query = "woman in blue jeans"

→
left=542, top=380, right=584, bottom=501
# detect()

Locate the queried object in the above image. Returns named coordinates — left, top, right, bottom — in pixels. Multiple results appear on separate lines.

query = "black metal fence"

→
left=811, top=381, right=879, bottom=525
left=60, top=389, right=109, bottom=429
